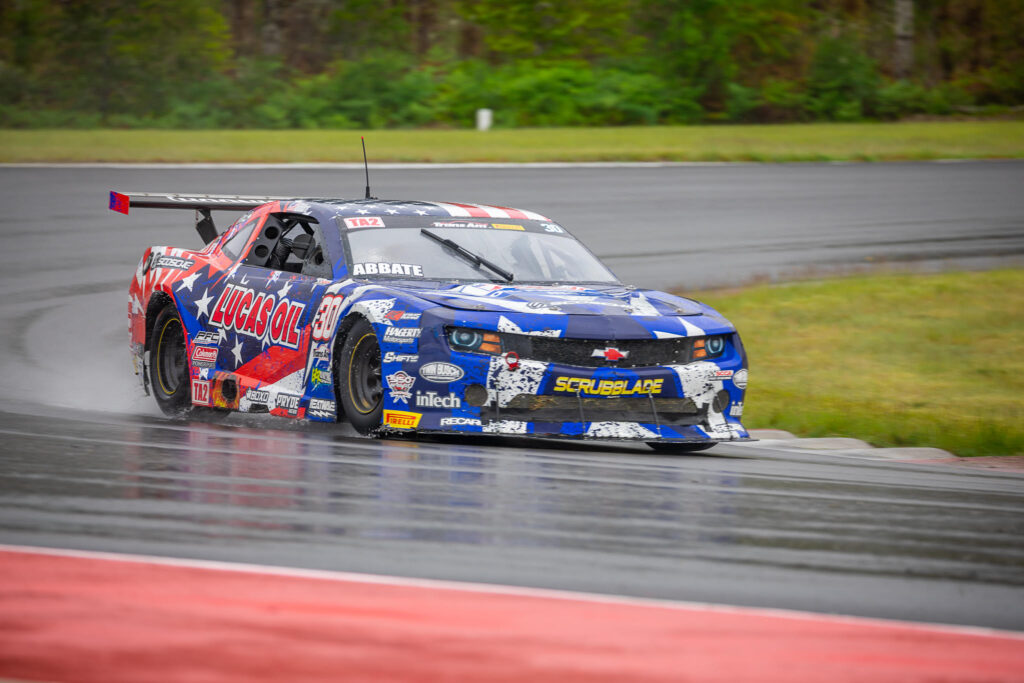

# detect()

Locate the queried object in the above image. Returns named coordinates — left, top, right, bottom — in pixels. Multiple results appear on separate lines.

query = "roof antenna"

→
left=361, top=136, right=375, bottom=200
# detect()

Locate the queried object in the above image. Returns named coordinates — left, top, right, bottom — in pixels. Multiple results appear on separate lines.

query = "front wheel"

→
left=337, top=318, right=383, bottom=435
left=646, top=442, right=716, bottom=454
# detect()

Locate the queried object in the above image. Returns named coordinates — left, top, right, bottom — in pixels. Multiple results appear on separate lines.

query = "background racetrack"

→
left=1, top=162, right=1023, bottom=633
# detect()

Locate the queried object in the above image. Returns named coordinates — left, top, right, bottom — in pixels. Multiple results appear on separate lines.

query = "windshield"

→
left=345, top=226, right=619, bottom=284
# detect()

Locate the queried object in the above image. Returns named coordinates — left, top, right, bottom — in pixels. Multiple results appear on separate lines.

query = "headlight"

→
left=692, top=335, right=727, bottom=360
left=448, top=327, right=502, bottom=355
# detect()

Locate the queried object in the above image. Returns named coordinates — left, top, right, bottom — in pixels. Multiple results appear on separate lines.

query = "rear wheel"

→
left=646, top=442, right=716, bottom=454
left=151, top=303, right=194, bottom=416
left=337, top=318, right=383, bottom=435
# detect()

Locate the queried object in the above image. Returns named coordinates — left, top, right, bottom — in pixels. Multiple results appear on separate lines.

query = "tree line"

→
left=0, top=0, right=1021, bottom=128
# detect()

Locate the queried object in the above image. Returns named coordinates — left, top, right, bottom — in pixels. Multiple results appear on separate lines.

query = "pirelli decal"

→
left=210, top=284, right=306, bottom=349
left=383, top=410, right=422, bottom=429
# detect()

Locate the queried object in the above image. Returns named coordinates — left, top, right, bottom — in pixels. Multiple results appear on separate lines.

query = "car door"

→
left=200, top=212, right=333, bottom=413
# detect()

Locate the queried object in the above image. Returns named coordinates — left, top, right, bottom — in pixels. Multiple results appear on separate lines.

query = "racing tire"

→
left=337, top=318, right=384, bottom=435
left=150, top=303, right=197, bottom=417
left=646, top=442, right=716, bottom=454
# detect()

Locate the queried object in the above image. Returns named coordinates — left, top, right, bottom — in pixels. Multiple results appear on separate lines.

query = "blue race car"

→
left=117, top=191, right=751, bottom=452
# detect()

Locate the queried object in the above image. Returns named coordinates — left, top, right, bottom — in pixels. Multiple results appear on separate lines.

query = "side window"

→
left=221, top=218, right=258, bottom=261
left=244, top=213, right=332, bottom=279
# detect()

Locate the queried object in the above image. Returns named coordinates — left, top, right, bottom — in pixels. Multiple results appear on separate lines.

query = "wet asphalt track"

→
left=1, top=162, right=1023, bottom=630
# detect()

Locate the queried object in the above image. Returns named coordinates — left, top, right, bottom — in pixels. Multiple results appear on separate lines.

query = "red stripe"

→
left=2, top=548, right=1022, bottom=683
left=235, top=344, right=305, bottom=385
left=492, top=205, right=529, bottom=219
left=446, top=201, right=491, bottom=218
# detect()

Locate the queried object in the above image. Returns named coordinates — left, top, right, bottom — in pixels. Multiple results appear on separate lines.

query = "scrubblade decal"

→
left=553, top=377, right=665, bottom=396
left=210, top=284, right=306, bottom=349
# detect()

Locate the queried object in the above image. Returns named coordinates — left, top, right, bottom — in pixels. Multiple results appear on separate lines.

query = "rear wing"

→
left=109, top=191, right=289, bottom=244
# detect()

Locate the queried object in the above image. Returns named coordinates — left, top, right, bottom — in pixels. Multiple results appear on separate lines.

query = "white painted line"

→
left=1, top=161, right=756, bottom=170
left=1, top=159, right=1015, bottom=170
left=3, top=543, right=1022, bottom=640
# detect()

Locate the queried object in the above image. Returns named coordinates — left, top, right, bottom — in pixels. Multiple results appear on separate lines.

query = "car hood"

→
left=398, top=282, right=705, bottom=318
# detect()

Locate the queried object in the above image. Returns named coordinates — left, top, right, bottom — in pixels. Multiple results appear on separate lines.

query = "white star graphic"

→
left=130, top=294, right=144, bottom=315
left=199, top=368, right=211, bottom=380
left=356, top=208, right=370, bottom=215
left=177, top=271, right=200, bottom=292
left=386, top=209, right=398, bottom=215
left=227, top=264, right=240, bottom=280
left=415, top=210, right=427, bottom=215
left=231, top=337, right=244, bottom=367
left=267, top=271, right=281, bottom=284
left=218, top=327, right=227, bottom=343
left=240, top=274, right=249, bottom=286
left=194, top=289, right=214, bottom=320
left=278, top=280, right=292, bottom=297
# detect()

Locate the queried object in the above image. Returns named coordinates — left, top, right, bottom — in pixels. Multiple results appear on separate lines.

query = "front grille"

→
left=501, top=335, right=695, bottom=368
left=482, top=394, right=704, bottom=424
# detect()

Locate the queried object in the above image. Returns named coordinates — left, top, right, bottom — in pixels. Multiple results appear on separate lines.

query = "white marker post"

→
left=476, top=108, right=493, bottom=131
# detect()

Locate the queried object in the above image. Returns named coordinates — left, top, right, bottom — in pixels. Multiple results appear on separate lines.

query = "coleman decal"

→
left=209, top=284, right=306, bottom=350
left=344, top=216, right=385, bottom=229
left=383, top=410, right=421, bottom=429
left=553, top=377, right=664, bottom=396
left=191, top=345, right=217, bottom=368
left=352, top=263, right=423, bottom=277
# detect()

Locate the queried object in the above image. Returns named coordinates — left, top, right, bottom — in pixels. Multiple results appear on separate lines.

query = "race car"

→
left=115, top=190, right=751, bottom=452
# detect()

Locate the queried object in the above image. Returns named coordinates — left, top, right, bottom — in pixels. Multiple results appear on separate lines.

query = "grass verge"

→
left=687, top=269, right=1024, bottom=457
left=1, top=121, right=1022, bottom=163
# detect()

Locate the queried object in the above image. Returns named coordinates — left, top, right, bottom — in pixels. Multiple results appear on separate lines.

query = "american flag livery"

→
left=117, top=192, right=751, bottom=452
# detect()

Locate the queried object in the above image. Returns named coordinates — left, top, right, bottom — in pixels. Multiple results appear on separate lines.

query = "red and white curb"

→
left=1, top=544, right=1022, bottom=682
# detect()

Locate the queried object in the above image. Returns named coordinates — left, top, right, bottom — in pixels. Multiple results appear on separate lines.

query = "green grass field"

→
left=689, top=270, right=1024, bottom=457
left=1, top=121, right=1022, bottom=163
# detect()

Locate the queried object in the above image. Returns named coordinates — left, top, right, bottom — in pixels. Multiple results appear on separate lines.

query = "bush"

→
left=806, top=36, right=879, bottom=121
left=755, top=79, right=808, bottom=122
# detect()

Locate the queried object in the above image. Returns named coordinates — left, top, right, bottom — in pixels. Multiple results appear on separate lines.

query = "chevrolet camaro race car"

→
left=114, top=190, right=751, bottom=452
